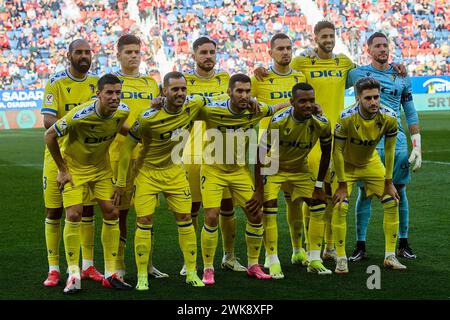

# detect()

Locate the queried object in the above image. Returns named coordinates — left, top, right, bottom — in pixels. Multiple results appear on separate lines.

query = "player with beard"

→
left=250, top=33, right=310, bottom=278
left=346, top=32, right=421, bottom=262
left=181, top=37, right=247, bottom=276
left=41, top=39, right=103, bottom=287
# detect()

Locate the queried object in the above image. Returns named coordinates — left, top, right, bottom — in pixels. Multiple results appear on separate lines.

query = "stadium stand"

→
left=0, top=0, right=448, bottom=90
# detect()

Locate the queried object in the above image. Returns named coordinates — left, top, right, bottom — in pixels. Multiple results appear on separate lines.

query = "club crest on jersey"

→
left=294, top=76, right=299, bottom=83
left=215, top=77, right=221, bottom=85
left=334, top=58, right=340, bottom=66
left=89, top=84, right=95, bottom=93
left=45, top=94, right=54, bottom=105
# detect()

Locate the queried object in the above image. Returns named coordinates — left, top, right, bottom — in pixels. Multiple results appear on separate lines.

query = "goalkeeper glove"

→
left=408, top=133, right=421, bottom=172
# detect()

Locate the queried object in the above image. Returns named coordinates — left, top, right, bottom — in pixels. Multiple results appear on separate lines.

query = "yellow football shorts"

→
left=43, top=154, right=94, bottom=208
left=308, top=143, right=336, bottom=188
left=133, top=164, right=192, bottom=217
left=62, top=176, right=114, bottom=208
left=343, top=158, right=386, bottom=198
left=186, top=163, right=232, bottom=203
left=201, top=164, right=254, bottom=209
left=264, top=170, right=316, bottom=203
left=111, top=159, right=137, bottom=211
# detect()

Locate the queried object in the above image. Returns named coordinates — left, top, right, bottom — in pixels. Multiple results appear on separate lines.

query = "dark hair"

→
left=163, top=71, right=185, bottom=87
left=270, top=33, right=291, bottom=48
left=229, top=73, right=251, bottom=90
left=367, top=32, right=388, bottom=47
left=314, top=20, right=335, bottom=35
left=117, top=34, right=141, bottom=51
left=355, top=77, right=380, bottom=96
left=292, top=82, right=314, bottom=96
left=193, top=36, right=216, bottom=52
left=98, top=73, right=121, bottom=91
left=68, top=39, right=89, bottom=53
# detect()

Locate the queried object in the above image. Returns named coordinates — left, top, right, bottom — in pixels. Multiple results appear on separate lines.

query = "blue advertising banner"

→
left=345, top=75, right=450, bottom=96
left=0, top=89, right=44, bottom=110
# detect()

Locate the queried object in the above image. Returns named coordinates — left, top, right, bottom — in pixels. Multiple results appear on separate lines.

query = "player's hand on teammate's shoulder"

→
left=112, top=186, right=125, bottom=207
left=151, top=96, right=165, bottom=110
left=253, top=66, right=269, bottom=81
left=392, top=63, right=407, bottom=77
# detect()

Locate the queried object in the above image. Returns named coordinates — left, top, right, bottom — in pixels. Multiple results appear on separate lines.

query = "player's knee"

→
left=176, top=212, right=192, bottom=222
left=283, top=191, right=291, bottom=202
left=65, top=205, right=83, bottom=222
left=103, top=206, right=119, bottom=220
left=247, top=211, right=262, bottom=225
left=46, top=207, right=63, bottom=219
left=82, top=205, right=94, bottom=217
left=220, top=198, right=234, bottom=211
left=381, top=195, right=398, bottom=210
left=137, top=215, right=153, bottom=225
left=264, top=199, right=277, bottom=208
left=191, top=201, right=201, bottom=214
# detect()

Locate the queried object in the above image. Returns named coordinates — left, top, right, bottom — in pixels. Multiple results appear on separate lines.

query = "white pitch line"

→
left=0, top=163, right=43, bottom=167
left=423, top=160, right=450, bottom=166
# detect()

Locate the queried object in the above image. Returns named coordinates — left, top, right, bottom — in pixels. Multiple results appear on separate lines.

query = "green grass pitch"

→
left=1, top=112, right=449, bottom=300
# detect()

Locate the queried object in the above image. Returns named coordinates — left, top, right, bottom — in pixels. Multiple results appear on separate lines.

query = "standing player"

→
left=256, top=83, right=333, bottom=277
left=198, top=74, right=288, bottom=285
left=182, top=37, right=246, bottom=275
left=113, top=72, right=208, bottom=291
left=109, top=34, right=167, bottom=278
left=346, top=32, right=421, bottom=261
left=251, top=33, right=309, bottom=273
left=44, top=74, right=133, bottom=293
left=41, top=39, right=103, bottom=287
left=332, top=77, right=406, bottom=274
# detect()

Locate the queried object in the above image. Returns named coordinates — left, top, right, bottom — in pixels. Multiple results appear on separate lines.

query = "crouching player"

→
left=44, top=74, right=133, bottom=293
left=331, top=77, right=406, bottom=274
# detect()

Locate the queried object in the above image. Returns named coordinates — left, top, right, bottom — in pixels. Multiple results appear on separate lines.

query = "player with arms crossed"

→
left=332, top=77, right=406, bottom=274
left=346, top=32, right=421, bottom=262
left=41, top=39, right=103, bottom=287
left=181, top=37, right=246, bottom=275
left=44, top=74, right=133, bottom=293
left=113, top=72, right=209, bottom=291
left=256, top=82, right=333, bottom=277
left=110, top=34, right=167, bottom=278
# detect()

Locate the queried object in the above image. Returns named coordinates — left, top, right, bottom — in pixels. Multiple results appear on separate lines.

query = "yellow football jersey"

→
left=334, top=104, right=398, bottom=168
left=129, top=95, right=209, bottom=168
left=264, top=107, right=332, bottom=173
left=198, top=99, right=274, bottom=172
left=183, top=70, right=230, bottom=160
left=53, top=100, right=129, bottom=182
left=291, top=53, right=355, bottom=129
left=109, top=71, right=160, bottom=161
left=251, top=67, right=306, bottom=105
left=41, top=69, right=98, bottom=156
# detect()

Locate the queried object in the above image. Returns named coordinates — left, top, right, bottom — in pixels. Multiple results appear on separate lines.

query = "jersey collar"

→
left=163, top=101, right=183, bottom=115
left=356, top=103, right=377, bottom=120
left=116, top=70, right=142, bottom=78
left=290, top=107, right=308, bottom=123
left=193, top=69, right=217, bottom=79
left=269, top=66, right=293, bottom=76
left=66, top=68, right=87, bottom=82
left=227, top=99, right=246, bottom=115
left=94, top=100, right=115, bottom=119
